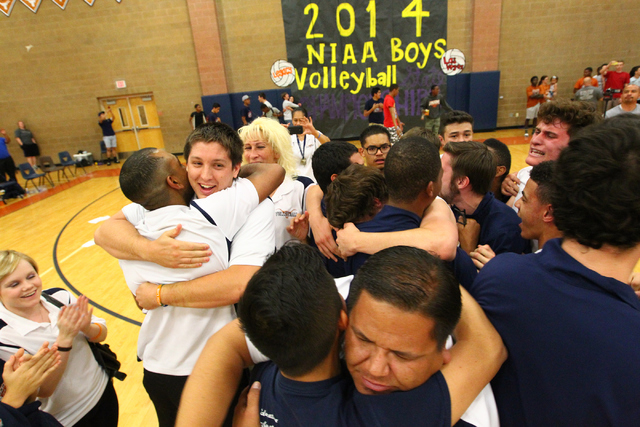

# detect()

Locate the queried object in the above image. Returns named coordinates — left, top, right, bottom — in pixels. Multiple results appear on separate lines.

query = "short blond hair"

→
left=0, top=250, right=38, bottom=284
left=238, top=118, right=298, bottom=178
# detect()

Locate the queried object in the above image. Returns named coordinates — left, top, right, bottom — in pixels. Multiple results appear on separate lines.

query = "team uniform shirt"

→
left=0, top=289, right=108, bottom=426
left=207, top=112, right=220, bottom=123
left=119, top=178, right=260, bottom=376
left=290, top=134, right=320, bottom=182
left=383, top=95, right=396, bottom=127
left=245, top=275, right=498, bottom=427
left=467, top=238, right=640, bottom=426
left=343, top=205, right=478, bottom=288
left=98, top=119, right=115, bottom=136
left=271, top=176, right=315, bottom=248
left=464, top=192, right=530, bottom=255
left=364, top=98, right=384, bottom=124
left=605, top=104, right=640, bottom=118
left=190, top=111, right=207, bottom=128
left=604, top=71, right=630, bottom=98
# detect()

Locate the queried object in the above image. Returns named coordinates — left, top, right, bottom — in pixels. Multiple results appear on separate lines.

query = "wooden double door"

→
left=98, top=93, right=165, bottom=152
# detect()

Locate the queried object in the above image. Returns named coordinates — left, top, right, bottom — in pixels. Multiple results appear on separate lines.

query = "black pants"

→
left=74, top=380, right=119, bottom=427
left=0, top=156, right=16, bottom=183
left=143, top=369, right=188, bottom=427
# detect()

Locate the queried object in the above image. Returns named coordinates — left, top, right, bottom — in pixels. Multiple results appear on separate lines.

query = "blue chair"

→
left=58, top=151, right=86, bottom=176
left=18, top=163, right=52, bottom=191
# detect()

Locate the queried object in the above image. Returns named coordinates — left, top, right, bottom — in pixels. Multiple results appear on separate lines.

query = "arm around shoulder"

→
left=239, top=163, right=285, bottom=202
left=176, top=319, right=254, bottom=427
left=442, top=287, right=507, bottom=426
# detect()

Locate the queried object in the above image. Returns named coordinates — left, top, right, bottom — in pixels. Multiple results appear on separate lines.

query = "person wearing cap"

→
left=241, top=95, right=254, bottom=126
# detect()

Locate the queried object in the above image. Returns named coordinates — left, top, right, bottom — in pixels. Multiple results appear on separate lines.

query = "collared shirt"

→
left=468, top=239, right=640, bottom=426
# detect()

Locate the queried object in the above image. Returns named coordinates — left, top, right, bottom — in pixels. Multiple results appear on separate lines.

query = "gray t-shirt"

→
left=14, top=128, right=34, bottom=145
left=605, top=104, right=640, bottom=118
left=574, top=87, right=603, bottom=105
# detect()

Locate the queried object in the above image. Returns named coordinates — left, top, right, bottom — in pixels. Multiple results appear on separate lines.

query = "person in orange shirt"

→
left=525, top=76, right=544, bottom=137
left=573, top=67, right=593, bottom=93
left=538, top=75, right=550, bottom=102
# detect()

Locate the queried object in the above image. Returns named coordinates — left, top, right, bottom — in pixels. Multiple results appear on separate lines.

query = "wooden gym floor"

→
left=0, top=129, right=637, bottom=426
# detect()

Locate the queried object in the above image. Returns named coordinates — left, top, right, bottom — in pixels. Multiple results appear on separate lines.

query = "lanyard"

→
left=296, top=135, right=307, bottom=161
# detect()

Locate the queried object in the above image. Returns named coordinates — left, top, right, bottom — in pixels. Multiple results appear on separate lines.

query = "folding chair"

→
left=58, top=151, right=87, bottom=176
left=18, top=163, right=52, bottom=191
left=38, top=155, right=68, bottom=183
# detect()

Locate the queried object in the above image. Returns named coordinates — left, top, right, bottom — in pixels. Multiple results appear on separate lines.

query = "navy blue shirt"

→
left=251, top=361, right=453, bottom=427
left=464, top=192, right=529, bottom=255
left=241, top=105, right=253, bottom=124
left=343, top=205, right=477, bottom=287
left=98, top=119, right=115, bottom=136
left=207, top=112, right=219, bottom=123
left=468, top=238, right=640, bottom=426
left=364, top=98, right=384, bottom=124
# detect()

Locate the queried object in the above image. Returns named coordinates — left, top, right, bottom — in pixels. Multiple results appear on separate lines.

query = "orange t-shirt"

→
left=538, top=84, right=550, bottom=103
left=574, top=77, right=592, bottom=90
left=527, top=85, right=542, bottom=108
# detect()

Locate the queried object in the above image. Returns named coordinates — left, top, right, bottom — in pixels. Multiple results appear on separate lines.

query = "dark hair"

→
left=585, top=67, right=593, bottom=73
left=325, top=164, right=388, bottom=228
left=430, top=84, right=439, bottom=91
left=550, top=115, right=640, bottom=249
left=238, top=244, right=343, bottom=377
left=119, top=148, right=169, bottom=210
left=540, top=75, right=548, bottom=83
left=260, top=103, right=268, bottom=110
left=538, top=99, right=602, bottom=137
left=292, top=106, right=308, bottom=118
left=401, top=127, right=440, bottom=151
left=259, top=92, right=266, bottom=98
left=597, top=63, right=607, bottom=75
left=483, top=138, right=511, bottom=181
left=98, top=111, right=105, bottom=117
left=370, top=87, right=381, bottom=97
left=312, top=141, right=359, bottom=193
left=194, top=104, right=200, bottom=108
left=630, top=66, right=640, bottom=79
left=212, top=103, right=221, bottom=109
left=443, top=140, right=495, bottom=196
left=389, top=84, right=399, bottom=91
left=529, top=161, right=555, bottom=205
left=439, top=110, right=474, bottom=136
left=359, top=125, right=391, bottom=147
left=530, top=75, right=539, bottom=85
left=385, top=136, right=441, bottom=203
left=347, top=246, right=461, bottom=350
left=183, top=122, right=243, bottom=166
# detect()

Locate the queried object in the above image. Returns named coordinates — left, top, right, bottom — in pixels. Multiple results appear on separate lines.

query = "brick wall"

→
left=0, top=0, right=203, bottom=156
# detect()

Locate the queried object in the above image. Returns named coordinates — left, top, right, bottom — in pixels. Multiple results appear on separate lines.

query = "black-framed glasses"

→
left=365, top=144, right=392, bottom=155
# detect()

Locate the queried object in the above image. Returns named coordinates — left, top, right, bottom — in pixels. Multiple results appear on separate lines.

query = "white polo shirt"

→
left=271, top=176, right=315, bottom=249
left=120, top=178, right=274, bottom=376
left=291, top=134, right=321, bottom=182
left=0, top=289, right=108, bottom=426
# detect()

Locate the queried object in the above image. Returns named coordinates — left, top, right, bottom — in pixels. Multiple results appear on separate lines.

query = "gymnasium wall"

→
left=1, top=0, right=637, bottom=160
left=0, top=0, right=203, bottom=156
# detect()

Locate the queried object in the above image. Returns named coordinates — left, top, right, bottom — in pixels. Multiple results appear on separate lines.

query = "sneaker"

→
left=524, top=131, right=529, bottom=137
left=114, top=157, right=120, bottom=164
left=106, top=160, right=111, bottom=166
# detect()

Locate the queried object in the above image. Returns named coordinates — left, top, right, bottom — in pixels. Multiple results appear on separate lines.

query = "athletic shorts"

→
left=526, top=103, right=540, bottom=120
left=103, top=135, right=117, bottom=149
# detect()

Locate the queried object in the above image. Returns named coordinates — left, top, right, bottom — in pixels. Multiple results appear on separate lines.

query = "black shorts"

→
left=21, top=143, right=40, bottom=157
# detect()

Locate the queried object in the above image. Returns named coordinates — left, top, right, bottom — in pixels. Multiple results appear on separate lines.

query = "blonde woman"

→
left=239, top=118, right=316, bottom=247
left=0, top=251, right=118, bottom=427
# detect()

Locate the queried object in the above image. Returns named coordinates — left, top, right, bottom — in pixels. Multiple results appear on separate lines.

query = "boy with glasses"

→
left=358, top=126, right=392, bottom=172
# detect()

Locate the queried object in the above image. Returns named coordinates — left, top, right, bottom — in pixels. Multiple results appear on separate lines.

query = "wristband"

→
left=156, top=284, right=164, bottom=307
left=58, top=346, right=72, bottom=352
left=88, top=323, right=103, bottom=341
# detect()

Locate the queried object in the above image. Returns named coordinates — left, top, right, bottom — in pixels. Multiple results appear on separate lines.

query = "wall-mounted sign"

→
left=115, top=80, right=126, bottom=89
left=440, top=49, right=465, bottom=76
left=270, top=60, right=296, bottom=87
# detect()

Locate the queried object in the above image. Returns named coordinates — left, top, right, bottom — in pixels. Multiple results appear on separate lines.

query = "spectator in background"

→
left=260, top=103, right=281, bottom=122
left=595, top=63, right=607, bottom=91
left=98, top=110, right=119, bottom=165
left=207, top=103, right=221, bottom=123
left=629, top=65, right=640, bottom=87
left=257, top=93, right=272, bottom=110
left=420, top=85, right=453, bottom=135
left=383, top=84, right=404, bottom=142
left=538, top=75, right=550, bottom=101
left=240, top=95, right=254, bottom=126
left=573, top=67, right=593, bottom=93
left=524, top=76, right=544, bottom=137
left=363, top=87, right=384, bottom=125
left=290, top=107, right=330, bottom=181
left=189, top=104, right=207, bottom=129
left=0, top=129, right=16, bottom=183
left=281, top=93, right=298, bottom=125
left=602, top=60, right=630, bottom=108
left=483, top=138, right=512, bottom=204
left=547, top=76, right=558, bottom=100
left=14, top=121, right=40, bottom=168
left=605, top=85, right=640, bottom=118
left=574, top=77, right=603, bottom=109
